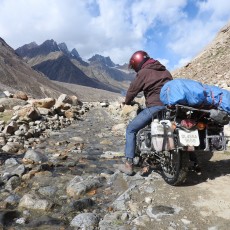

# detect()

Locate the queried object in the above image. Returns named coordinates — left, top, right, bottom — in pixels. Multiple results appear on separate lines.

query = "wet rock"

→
left=12, top=164, right=26, bottom=177
left=5, top=176, right=20, bottom=191
left=70, top=212, right=99, bottom=229
left=27, top=215, right=63, bottom=228
left=0, top=210, right=20, bottom=227
left=23, top=149, right=48, bottom=163
left=38, top=186, right=57, bottom=197
left=4, top=194, right=21, bottom=206
left=146, top=205, right=175, bottom=219
left=70, top=198, right=94, bottom=212
left=18, top=194, right=52, bottom=211
left=101, top=151, right=124, bottom=159
left=66, top=176, right=103, bottom=198
left=4, top=158, right=19, bottom=166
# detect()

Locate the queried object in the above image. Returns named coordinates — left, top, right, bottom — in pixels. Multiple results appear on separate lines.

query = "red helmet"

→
left=129, top=50, right=150, bottom=72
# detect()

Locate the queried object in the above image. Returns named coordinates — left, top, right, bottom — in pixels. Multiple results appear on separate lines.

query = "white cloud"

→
left=0, top=0, right=229, bottom=67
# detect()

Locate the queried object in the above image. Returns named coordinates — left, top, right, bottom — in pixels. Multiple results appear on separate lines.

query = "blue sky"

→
left=0, top=0, right=230, bottom=70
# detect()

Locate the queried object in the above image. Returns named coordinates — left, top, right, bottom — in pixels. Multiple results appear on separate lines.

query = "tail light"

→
left=196, top=122, right=206, bottom=130
left=181, top=119, right=196, bottom=129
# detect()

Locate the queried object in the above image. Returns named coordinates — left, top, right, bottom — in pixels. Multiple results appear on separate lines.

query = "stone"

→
left=0, top=104, right=4, bottom=112
left=112, top=185, right=136, bottom=211
left=5, top=176, right=21, bottom=191
left=0, top=136, right=6, bottom=146
left=38, top=186, right=57, bottom=197
left=132, top=215, right=150, bottom=227
left=100, top=101, right=109, bottom=108
left=37, top=107, right=51, bottom=115
left=23, top=149, right=48, bottom=163
left=18, top=194, right=52, bottom=211
left=66, top=176, right=103, bottom=198
left=5, top=194, right=21, bottom=206
left=101, top=151, right=124, bottom=159
left=57, top=94, right=72, bottom=104
left=3, top=121, right=18, bottom=135
left=13, top=91, right=28, bottom=101
left=4, top=158, right=19, bottom=166
left=3, top=91, right=12, bottom=97
left=146, top=205, right=175, bottom=219
left=98, top=211, right=124, bottom=230
left=0, top=98, right=27, bottom=109
left=64, top=109, right=76, bottom=119
left=16, top=106, right=41, bottom=121
left=70, top=95, right=81, bottom=106
left=2, top=142, right=23, bottom=153
left=28, top=98, right=55, bottom=109
left=70, top=213, right=99, bottom=229
left=12, top=165, right=26, bottom=177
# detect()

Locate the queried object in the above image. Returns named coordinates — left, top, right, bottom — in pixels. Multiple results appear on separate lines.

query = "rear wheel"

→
left=161, top=149, right=189, bottom=186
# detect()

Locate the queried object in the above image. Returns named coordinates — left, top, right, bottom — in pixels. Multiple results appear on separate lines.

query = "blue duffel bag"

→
left=160, top=79, right=206, bottom=107
left=160, top=78, right=230, bottom=114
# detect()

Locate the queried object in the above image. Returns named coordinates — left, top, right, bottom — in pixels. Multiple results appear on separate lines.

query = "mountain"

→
left=173, top=21, right=230, bottom=88
left=0, top=38, right=75, bottom=98
left=16, top=40, right=134, bottom=93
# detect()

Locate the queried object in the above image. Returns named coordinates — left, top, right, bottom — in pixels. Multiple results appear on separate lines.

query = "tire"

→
left=161, top=149, right=190, bottom=186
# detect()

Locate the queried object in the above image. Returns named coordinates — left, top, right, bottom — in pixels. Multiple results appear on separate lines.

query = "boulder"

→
left=13, top=91, right=28, bottom=101
left=0, top=98, right=27, bottom=109
left=28, top=98, right=55, bottom=109
left=18, top=194, right=52, bottom=211
left=57, top=94, right=72, bottom=104
left=16, top=106, right=41, bottom=121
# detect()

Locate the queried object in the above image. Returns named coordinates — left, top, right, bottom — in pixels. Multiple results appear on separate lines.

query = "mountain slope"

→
left=16, top=40, right=134, bottom=92
left=32, top=54, right=120, bottom=92
left=173, top=21, right=230, bottom=88
left=0, top=38, right=74, bottom=98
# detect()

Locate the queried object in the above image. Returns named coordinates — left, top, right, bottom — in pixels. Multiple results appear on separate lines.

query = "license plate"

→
left=178, top=129, right=200, bottom=146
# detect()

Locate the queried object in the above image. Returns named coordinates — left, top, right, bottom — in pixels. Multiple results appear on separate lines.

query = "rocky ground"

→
left=0, top=96, right=230, bottom=230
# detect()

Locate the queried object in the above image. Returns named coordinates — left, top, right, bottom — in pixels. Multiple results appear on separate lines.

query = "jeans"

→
left=125, top=105, right=165, bottom=159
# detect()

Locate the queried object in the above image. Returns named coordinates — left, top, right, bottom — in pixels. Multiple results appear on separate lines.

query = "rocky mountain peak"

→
left=16, top=39, right=60, bottom=58
left=70, top=48, right=80, bottom=59
left=88, top=54, right=115, bottom=67
left=58, top=42, right=69, bottom=55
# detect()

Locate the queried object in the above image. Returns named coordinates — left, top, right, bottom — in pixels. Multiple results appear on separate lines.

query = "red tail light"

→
left=181, top=119, right=196, bottom=129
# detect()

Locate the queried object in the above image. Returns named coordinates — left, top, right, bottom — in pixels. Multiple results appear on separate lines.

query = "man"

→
left=118, top=50, right=173, bottom=175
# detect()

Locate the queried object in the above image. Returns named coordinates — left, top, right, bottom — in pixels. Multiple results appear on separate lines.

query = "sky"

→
left=0, top=0, right=230, bottom=70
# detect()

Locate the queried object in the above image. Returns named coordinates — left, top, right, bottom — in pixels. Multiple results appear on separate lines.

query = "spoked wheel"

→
left=161, top=149, right=190, bottom=186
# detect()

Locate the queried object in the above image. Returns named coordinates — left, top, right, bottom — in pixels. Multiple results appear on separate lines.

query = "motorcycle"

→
left=135, top=104, right=230, bottom=185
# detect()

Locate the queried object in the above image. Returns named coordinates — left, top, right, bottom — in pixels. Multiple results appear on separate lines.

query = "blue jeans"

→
left=125, top=106, right=165, bottom=159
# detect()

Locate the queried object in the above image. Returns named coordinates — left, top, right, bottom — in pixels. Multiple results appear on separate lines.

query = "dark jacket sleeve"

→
left=125, top=73, right=145, bottom=105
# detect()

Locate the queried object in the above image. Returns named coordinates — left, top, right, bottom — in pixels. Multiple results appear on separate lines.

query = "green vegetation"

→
left=0, top=110, right=13, bottom=122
